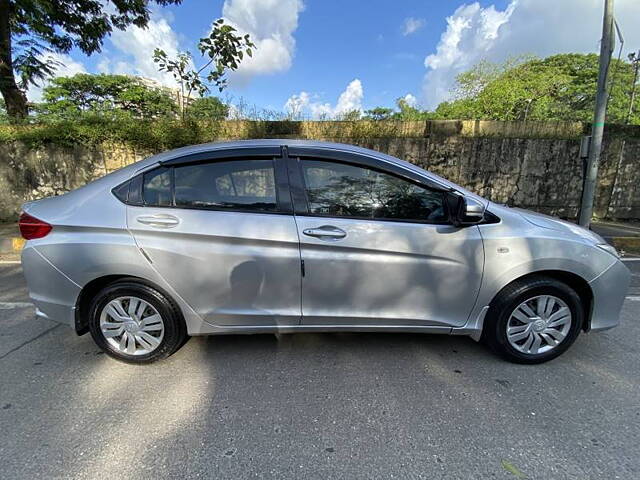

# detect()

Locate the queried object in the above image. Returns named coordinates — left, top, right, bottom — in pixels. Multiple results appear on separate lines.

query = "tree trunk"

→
left=0, top=0, right=28, bottom=119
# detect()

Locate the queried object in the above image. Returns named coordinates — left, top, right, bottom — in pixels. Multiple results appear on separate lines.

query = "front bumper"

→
left=588, top=259, right=631, bottom=331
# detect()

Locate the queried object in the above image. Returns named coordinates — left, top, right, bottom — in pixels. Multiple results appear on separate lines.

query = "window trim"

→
left=113, top=156, right=292, bottom=215
left=289, top=156, right=453, bottom=225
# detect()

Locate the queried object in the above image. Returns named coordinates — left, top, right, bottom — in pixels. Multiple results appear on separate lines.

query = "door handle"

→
left=136, top=214, right=180, bottom=228
left=303, top=226, right=347, bottom=240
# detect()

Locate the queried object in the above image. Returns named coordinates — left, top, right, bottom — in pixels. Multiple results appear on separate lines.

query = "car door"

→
left=288, top=154, right=484, bottom=328
left=126, top=149, right=302, bottom=327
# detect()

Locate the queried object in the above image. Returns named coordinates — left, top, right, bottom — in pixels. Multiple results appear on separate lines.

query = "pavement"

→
left=0, top=260, right=639, bottom=479
left=590, top=222, right=640, bottom=256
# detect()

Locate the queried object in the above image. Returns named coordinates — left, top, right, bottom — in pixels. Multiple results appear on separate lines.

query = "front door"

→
left=127, top=155, right=302, bottom=327
left=291, top=158, right=484, bottom=328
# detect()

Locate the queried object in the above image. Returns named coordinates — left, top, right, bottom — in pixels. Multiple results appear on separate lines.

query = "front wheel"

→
left=88, top=280, right=188, bottom=364
left=482, top=275, right=583, bottom=364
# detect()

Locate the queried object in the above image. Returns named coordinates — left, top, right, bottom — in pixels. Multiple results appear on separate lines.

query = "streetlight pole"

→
left=627, top=50, right=640, bottom=124
left=579, top=0, right=615, bottom=227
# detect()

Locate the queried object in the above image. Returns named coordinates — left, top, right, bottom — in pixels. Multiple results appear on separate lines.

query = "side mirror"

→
left=446, top=193, right=486, bottom=227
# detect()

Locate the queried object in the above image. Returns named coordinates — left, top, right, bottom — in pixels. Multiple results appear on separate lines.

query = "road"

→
left=0, top=260, right=639, bottom=479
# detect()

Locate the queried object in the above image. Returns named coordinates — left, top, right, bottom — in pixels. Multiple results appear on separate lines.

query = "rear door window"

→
left=174, top=159, right=278, bottom=212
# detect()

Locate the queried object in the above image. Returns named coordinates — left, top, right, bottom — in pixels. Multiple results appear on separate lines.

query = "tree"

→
left=36, top=73, right=177, bottom=119
left=364, top=107, right=393, bottom=121
left=0, top=0, right=182, bottom=120
left=0, top=97, right=7, bottom=123
left=153, top=18, right=254, bottom=120
left=393, top=97, right=430, bottom=120
left=186, top=96, right=228, bottom=120
left=339, top=110, right=362, bottom=121
left=434, top=54, right=640, bottom=124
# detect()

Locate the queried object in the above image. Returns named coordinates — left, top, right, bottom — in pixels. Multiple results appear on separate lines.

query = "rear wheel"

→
left=483, top=275, right=583, bottom=364
left=88, top=280, right=187, bottom=364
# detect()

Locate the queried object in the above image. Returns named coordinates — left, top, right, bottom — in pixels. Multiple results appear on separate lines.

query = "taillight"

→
left=19, top=212, right=52, bottom=240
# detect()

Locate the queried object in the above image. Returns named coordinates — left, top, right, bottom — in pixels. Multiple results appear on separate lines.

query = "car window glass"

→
left=174, top=159, right=278, bottom=212
left=302, top=159, right=446, bottom=222
left=143, top=167, right=172, bottom=206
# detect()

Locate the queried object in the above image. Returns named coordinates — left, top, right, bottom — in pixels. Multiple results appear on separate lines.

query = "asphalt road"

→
left=1, top=261, right=639, bottom=480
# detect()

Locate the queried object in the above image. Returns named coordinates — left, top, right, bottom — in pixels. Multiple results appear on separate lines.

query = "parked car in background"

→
left=19, top=140, right=630, bottom=364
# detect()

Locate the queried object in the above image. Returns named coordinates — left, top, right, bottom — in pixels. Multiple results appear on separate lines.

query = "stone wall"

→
left=0, top=119, right=639, bottom=222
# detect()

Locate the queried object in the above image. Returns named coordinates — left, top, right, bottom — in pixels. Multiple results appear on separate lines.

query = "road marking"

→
left=0, top=302, right=33, bottom=309
left=626, top=296, right=640, bottom=301
left=621, top=258, right=640, bottom=262
left=0, top=261, right=21, bottom=265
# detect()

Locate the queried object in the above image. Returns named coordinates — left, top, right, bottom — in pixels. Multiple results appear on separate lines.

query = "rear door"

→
left=288, top=154, right=484, bottom=328
left=126, top=148, right=302, bottom=327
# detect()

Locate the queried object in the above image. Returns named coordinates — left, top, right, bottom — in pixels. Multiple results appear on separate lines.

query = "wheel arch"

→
left=74, top=275, right=186, bottom=335
left=490, top=270, right=594, bottom=332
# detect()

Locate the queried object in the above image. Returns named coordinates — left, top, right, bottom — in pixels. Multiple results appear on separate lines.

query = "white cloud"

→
left=284, top=79, right=364, bottom=119
left=402, top=93, right=418, bottom=108
left=26, top=53, right=87, bottom=102
left=402, top=17, right=425, bottom=36
left=283, top=91, right=311, bottom=118
left=105, top=10, right=181, bottom=87
left=222, top=0, right=304, bottom=83
left=334, top=79, right=364, bottom=115
left=421, top=0, right=640, bottom=109
left=96, top=57, right=111, bottom=74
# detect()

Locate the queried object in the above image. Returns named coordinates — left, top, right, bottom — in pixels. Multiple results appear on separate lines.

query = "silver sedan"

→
left=19, top=140, right=630, bottom=364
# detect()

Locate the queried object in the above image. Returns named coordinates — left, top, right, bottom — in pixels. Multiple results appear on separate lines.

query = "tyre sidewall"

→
left=88, top=282, right=183, bottom=364
left=487, top=279, right=583, bottom=364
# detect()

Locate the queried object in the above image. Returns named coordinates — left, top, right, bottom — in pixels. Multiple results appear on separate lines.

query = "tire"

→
left=482, top=275, right=583, bottom=364
left=88, top=280, right=188, bottom=364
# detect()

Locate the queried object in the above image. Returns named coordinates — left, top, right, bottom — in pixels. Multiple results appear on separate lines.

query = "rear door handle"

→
left=303, top=226, right=347, bottom=240
left=136, top=214, right=180, bottom=228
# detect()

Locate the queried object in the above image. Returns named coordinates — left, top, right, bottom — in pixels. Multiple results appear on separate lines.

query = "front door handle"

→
left=136, top=214, right=180, bottom=228
left=303, top=226, right=347, bottom=240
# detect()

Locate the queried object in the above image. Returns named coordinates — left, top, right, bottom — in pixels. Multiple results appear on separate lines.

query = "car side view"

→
left=19, top=140, right=630, bottom=364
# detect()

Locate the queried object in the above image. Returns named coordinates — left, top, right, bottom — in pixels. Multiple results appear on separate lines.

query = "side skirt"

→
left=190, top=324, right=454, bottom=336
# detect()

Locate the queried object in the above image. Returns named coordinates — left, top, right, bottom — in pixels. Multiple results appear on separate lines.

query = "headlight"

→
left=596, top=243, right=620, bottom=258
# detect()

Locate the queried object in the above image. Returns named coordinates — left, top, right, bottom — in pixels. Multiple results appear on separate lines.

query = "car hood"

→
left=512, top=207, right=605, bottom=244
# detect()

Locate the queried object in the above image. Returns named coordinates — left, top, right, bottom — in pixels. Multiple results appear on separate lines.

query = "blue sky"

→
left=31, top=0, right=640, bottom=117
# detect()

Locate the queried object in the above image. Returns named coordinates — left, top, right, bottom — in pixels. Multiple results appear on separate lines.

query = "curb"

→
left=0, top=237, right=25, bottom=255
left=607, top=237, right=640, bottom=256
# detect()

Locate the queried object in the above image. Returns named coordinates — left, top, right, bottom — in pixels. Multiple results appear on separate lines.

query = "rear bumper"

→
left=588, top=259, right=631, bottom=331
left=21, top=246, right=81, bottom=328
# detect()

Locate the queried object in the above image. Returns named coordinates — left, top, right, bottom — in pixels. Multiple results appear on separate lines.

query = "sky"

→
left=28, top=0, right=640, bottom=118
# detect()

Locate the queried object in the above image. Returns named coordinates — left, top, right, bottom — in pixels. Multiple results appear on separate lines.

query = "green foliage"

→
left=339, top=110, right=362, bottom=121
left=393, top=97, right=431, bottom=120
left=364, top=107, right=394, bottom=121
left=186, top=97, right=229, bottom=120
left=363, top=98, right=432, bottom=121
left=0, top=115, right=224, bottom=151
left=434, top=54, right=640, bottom=124
left=153, top=18, right=254, bottom=119
left=34, top=74, right=177, bottom=119
left=1, top=0, right=182, bottom=118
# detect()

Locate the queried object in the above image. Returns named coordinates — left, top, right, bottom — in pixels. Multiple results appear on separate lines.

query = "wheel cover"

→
left=506, top=295, right=572, bottom=355
left=99, top=296, right=165, bottom=356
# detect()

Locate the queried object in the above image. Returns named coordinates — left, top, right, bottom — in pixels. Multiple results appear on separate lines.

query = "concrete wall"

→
left=1, top=120, right=639, bottom=222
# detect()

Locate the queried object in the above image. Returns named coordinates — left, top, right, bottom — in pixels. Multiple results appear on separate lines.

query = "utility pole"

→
left=627, top=50, right=640, bottom=124
left=579, top=0, right=615, bottom=227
